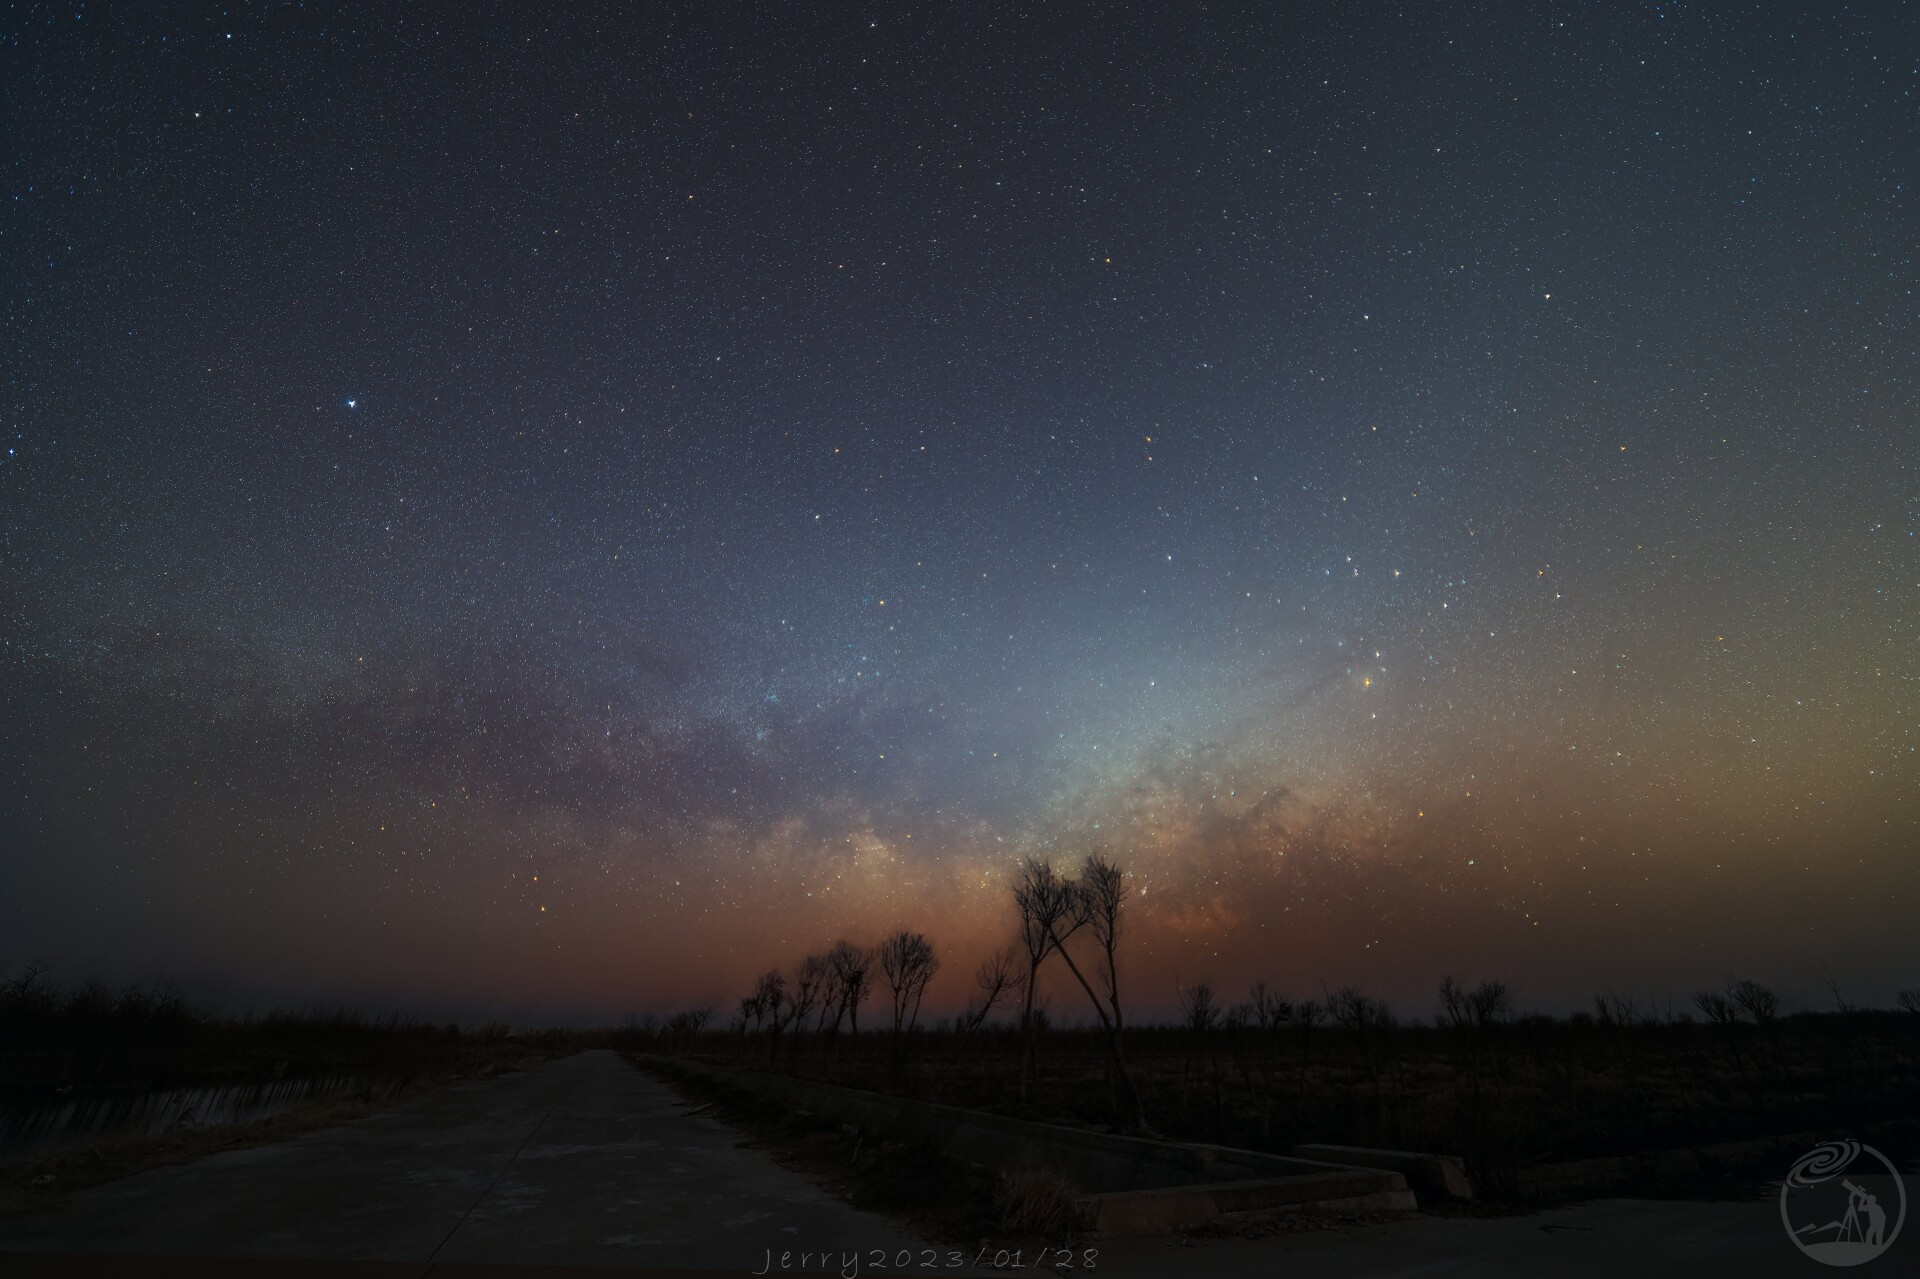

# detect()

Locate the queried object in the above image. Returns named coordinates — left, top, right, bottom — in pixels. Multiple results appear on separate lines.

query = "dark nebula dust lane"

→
left=4, top=2, right=1915, bottom=1018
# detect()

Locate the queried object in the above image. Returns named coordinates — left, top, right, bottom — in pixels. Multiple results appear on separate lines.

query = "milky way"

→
left=4, top=4, right=1914, bottom=1019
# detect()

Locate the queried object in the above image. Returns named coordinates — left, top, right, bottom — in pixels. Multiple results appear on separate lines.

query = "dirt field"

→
left=646, top=1008, right=1920, bottom=1200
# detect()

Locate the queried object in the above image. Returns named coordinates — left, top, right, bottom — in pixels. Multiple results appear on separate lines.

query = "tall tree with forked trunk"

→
left=877, top=929, right=940, bottom=1084
left=1011, top=856, right=1086, bottom=1105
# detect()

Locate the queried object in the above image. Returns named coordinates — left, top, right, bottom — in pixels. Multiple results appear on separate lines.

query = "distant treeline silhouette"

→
left=620, top=854, right=1920, bottom=1194
left=0, top=960, right=549, bottom=1099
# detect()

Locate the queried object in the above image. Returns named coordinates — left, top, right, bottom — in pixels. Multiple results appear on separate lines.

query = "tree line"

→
left=657, top=854, right=1920, bottom=1143
left=696, top=853, right=1154, bottom=1126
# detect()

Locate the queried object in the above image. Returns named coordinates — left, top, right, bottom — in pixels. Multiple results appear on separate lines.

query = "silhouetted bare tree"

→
left=969, top=945, right=1021, bottom=1030
left=808, top=951, right=846, bottom=1037
left=1178, top=982, right=1220, bottom=1120
left=664, top=1007, right=712, bottom=1055
left=1470, top=979, right=1512, bottom=1029
left=1250, top=981, right=1292, bottom=1034
left=877, top=929, right=940, bottom=1083
left=1441, top=975, right=1511, bottom=1141
left=940, top=945, right=1021, bottom=1094
left=732, top=994, right=756, bottom=1041
left=827, top=939, right=874, bottom=1040
left=1247, top=981, right=1293, bottom=1137
left=753, top=968, right=785, bottom=1019
left=1329, top=985, right=1393, bottom=1114
left=1818, top=967, right=1856, bottom=1016
left=785, top=953, right=830, bottom=1063
left=1727, top=977, right=1780, bottom=1026
left=1011, top=856, right=1085, bottom=1104
left=1051, top=852, right=1148, bottom=1129
left=2, top=960, right=50, bottom=1007
left=1292, top=994, right=1324, bottom=1096
left=752, top=968, right=805, bottom=1064
left=1180, top=982, right=1219, bottom=1033
left=1693, top=988, right=1736, bottom=1026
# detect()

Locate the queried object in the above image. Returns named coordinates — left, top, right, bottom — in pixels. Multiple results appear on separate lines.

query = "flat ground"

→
left=1097, top=1195, right=1888, bottom=1278
left=0, top=1049, right=1907, bottom=1277
left=0, top=1049, right=927, bottom=1274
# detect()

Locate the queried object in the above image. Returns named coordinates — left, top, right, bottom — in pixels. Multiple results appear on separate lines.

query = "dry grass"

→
left=0, top=1038, right=575, bottom=1218
left=634, top=1055, right=1008, bottom=1245
left=994, top=1167, right=1080, bottom=1234
left=0, top=1090, right=388, bottom=1217
left=659, top=1011, right=1920, bottom=1205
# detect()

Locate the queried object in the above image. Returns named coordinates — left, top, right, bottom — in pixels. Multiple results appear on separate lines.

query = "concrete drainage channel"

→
left=640, top=1056, right=1469, bottom=1237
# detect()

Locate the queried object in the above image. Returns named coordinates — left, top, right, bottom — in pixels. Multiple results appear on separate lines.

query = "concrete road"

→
left=0, top=1049, right=929, bottom=1274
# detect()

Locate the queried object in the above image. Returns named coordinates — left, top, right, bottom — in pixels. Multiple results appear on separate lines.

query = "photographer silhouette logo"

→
left=1781, top=1141, right=1905, bottom=1266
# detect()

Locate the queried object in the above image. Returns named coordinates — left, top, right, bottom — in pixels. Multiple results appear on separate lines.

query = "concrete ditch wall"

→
left=1075, top=1168, right=1418, bottom=1235
left=1293, top=1142, right=1475, bottom=1200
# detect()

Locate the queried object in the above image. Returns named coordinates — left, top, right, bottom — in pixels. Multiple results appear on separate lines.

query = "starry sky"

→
left=4, top=2, right=1915, bottom=1021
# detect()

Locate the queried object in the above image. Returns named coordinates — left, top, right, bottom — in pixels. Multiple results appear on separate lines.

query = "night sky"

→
left=5, top=3, right=1915, bottom=1021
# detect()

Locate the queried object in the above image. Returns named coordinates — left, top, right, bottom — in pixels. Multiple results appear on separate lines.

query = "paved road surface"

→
left=0, top=1049, right=925, bottom=1273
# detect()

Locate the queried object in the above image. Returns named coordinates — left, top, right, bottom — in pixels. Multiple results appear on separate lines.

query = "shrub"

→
left=995, top=1167, right=1079, bottom=1234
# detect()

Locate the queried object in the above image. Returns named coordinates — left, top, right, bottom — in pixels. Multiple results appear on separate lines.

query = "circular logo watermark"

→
left=1780, top=1140, right=1905, bottom=1267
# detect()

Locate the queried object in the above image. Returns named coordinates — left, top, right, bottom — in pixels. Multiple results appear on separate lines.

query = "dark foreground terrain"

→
left=0, top=1048, right=1906, bottom=1278
left=0, top=1049, right=925, bottom=1273
left=649, top=1003, right=1920, bottom=1201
